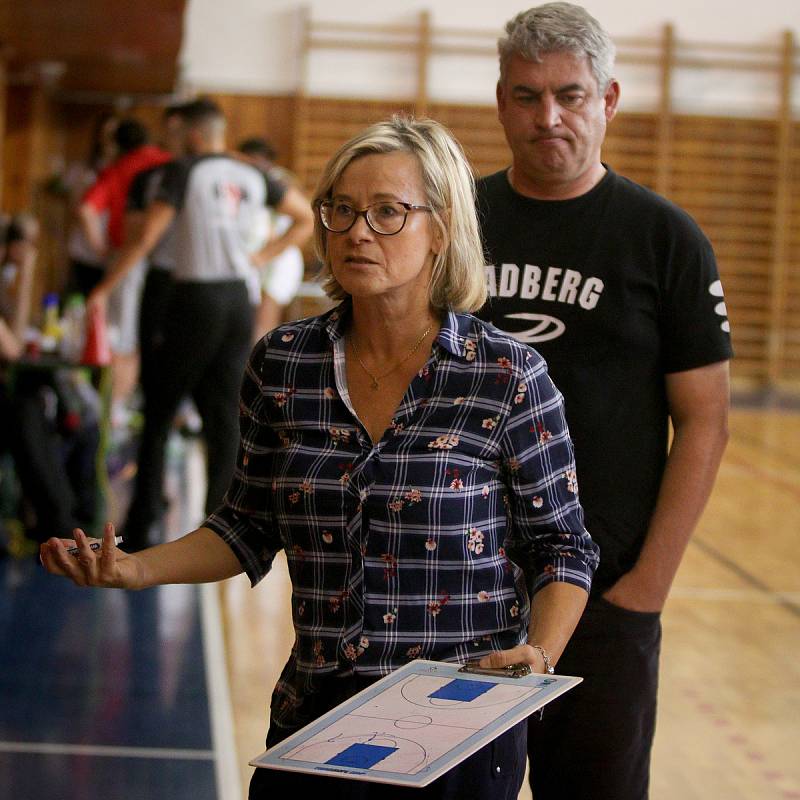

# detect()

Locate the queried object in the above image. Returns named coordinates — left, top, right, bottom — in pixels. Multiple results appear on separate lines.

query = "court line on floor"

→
left=691, top=536, right=800, bottom=620
left=728, top=426, right=800, bottom=473
left=201, top=579, right=243, bottom=800
left=723, top=449, right=800, bottom=500
left=0, top=742, right=214, bottom=760
left=670, top=586, right=800, bottom=604
left=177, top=438, right=242, bottom=800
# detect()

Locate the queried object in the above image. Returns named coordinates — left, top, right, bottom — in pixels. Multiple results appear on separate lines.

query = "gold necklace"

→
left=350, top=323, right=434, bottom=390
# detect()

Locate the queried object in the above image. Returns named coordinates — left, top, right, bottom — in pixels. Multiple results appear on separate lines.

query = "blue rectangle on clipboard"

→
left=428, top=678, right=494, bottom=702
left=327, top=743, right=398, bottom=769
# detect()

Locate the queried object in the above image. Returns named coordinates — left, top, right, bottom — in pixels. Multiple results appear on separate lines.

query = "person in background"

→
left=63, top=112, right=118, bottom=297
left=79, top=118, right=172, bottom=423
left=41, top=114, right=598, bottom=800
left=0, top=217, right=99, bottom=542
left=236, top=136, right=311, bottom=339
left=124, top=104, right=187, bottom=415
left=89, top=98, right=314, bottom=552
left=476, top=4, right=732, bottom=798
left=0, top=214, right=37, bottom=349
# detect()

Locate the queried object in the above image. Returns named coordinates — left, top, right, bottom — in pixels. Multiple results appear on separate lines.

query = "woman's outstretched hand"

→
left=39, top=522, right=145, bottom=590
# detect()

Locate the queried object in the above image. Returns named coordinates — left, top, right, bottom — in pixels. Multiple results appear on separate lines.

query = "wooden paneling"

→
left=206, top=93, right=297, bottom=171
left=0, top=58, right=6, bottom=210
left=293, top=96, right=417, bottom=194
left=0, top=0, right=185, bottom=96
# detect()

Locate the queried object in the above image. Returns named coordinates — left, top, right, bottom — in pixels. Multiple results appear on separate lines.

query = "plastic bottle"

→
left=40, top=292, right=62, bottom=353
left=59, top=293, right=86, bottom=363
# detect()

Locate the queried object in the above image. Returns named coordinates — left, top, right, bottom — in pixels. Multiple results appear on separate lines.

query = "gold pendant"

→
left=370, top=378, right=379, bottom=390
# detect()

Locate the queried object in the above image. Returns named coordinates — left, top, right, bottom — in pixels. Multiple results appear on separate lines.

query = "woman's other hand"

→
left=477, top=643, right=548, bottom=674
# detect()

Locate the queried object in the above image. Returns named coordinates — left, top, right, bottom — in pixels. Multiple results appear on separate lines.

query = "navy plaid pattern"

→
left=205, top=302, right=598, bottom=729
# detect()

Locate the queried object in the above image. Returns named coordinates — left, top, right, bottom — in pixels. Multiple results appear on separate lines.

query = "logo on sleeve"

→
left=709, top=280, right=730, bottom=333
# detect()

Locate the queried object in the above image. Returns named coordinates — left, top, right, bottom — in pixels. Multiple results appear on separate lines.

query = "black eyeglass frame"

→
left=316, top=200, right=433, bottom=236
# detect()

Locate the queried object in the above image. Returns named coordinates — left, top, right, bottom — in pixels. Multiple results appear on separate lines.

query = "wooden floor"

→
left=218, top=405, right=800, bottom=799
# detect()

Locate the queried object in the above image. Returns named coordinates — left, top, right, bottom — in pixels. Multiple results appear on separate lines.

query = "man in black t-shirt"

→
left=476, top=5, right=732, bottom=799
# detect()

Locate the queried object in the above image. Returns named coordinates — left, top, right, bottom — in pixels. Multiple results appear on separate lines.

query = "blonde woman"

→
left=41, top=116, right=598, bottom=799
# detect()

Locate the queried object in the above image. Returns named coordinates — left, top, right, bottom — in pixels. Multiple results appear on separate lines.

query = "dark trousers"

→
left=0, top=382, right=99, bottom=540
left=68, top=260, right=105, bottom=297
left=249, top=673, right=527, bottom=800
left=124, top=280, right=253, bottom=547
left=528, top=595, right=662, bottom=800
left=138, top=266, right=173, bottom=397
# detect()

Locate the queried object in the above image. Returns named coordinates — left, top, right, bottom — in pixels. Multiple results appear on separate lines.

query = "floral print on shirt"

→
left=205, top=303, right=598, bottom=730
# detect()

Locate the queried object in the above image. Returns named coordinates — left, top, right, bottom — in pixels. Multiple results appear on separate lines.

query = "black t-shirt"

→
left=476, top=166, right=733, bottom=594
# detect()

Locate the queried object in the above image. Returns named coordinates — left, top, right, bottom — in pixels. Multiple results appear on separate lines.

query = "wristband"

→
left=531, top=645, right=555, bottom=674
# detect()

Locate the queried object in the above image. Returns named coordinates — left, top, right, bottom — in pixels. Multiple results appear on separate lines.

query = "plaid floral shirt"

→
left=205, top=302, right=598, bottom=730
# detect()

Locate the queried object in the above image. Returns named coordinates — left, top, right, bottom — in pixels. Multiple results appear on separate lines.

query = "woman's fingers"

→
left=39, top=538, right=71, bottom=576
left=43, top=533, right=89, bottom=584
left=73, top=528, right=101, bottom=585
left=40, top=525, right=121, bottom=587
left=477, top=644, right=537, bottom=670
left=98, top=522, right=121, bottom=583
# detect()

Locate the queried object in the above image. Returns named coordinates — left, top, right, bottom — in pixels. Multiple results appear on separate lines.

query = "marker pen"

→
left=66, top=536, right=124, bottom=556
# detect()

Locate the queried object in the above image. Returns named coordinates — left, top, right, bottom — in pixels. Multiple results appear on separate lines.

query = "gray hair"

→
left=499, top=2, right=616, bottom=91
left=312, top=115, right=487, bottom=313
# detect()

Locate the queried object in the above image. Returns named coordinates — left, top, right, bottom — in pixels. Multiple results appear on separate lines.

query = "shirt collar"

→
left=436, top=308, right=475, bottom=360
left=324, top=299, right=475, bottom=361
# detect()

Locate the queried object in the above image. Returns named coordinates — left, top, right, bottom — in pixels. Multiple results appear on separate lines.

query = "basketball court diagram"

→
left=252, top=660, right=582, bottom=787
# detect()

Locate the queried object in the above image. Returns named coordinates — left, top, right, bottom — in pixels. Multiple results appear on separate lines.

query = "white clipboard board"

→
left=250, top=659, right=582, bottom=787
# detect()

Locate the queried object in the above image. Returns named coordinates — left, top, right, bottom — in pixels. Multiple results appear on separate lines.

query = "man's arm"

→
left=7, top=240, right=35, bottom=342
left=250, top=185, right=314, bottom=267
left=603, top=359, right=731, bottom=612
left=78, top=203, right=110, bottom=260
left=0, top=318, right=22, bottom=360
left=88, top=200, right=175, bottom=311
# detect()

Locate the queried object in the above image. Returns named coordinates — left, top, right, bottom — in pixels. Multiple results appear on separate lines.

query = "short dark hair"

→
left=113, top=118, right=149, bottom=154
left=163, top=102, right=186, bottom=120
left=179, top=98, right=225, bottom=129
left=5, top=213, right=38, bottom=246
left=238, top=136, right=278, bottom=162
left=5, top=221, right=25, bottom=246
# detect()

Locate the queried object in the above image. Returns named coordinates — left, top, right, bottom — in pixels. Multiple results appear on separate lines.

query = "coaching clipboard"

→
left=250, top=659, right=581, bottom=787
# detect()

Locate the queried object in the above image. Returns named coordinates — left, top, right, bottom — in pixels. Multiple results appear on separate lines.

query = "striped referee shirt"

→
left=205, top=301, right=598, bottom=729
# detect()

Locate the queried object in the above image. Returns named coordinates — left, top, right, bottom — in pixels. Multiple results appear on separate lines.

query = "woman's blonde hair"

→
left=312, top=115, right=487, bottom=313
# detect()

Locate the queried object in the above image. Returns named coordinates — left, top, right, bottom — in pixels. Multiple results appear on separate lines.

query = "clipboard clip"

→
left=459, top=661, right=532, bottom=678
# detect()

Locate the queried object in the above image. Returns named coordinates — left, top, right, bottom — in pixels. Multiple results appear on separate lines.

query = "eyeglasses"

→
left=317, top=200, right=432, bottom=236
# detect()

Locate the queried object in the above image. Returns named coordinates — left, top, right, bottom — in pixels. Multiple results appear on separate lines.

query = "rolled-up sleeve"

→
left=204, top=337, right=284, bottom=586
left=500, top=355, right=599, bottom=596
